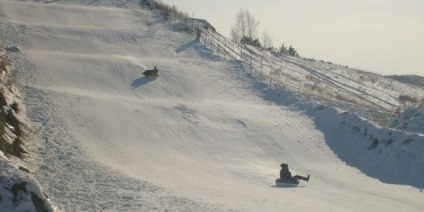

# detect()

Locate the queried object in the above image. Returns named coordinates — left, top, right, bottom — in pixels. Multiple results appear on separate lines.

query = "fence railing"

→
left=160, top=9, right=293, bottom=89
left=199, top=27, right=306, bottom=92
left=161, top=13, right=406, bottom=113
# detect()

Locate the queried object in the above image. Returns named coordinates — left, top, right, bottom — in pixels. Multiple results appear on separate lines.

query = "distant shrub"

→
left=399, top=94, right=418, bottom=104
left=141, top=0, right=187, bottom=20
left=240, top=36, right=262, bottom=48
left=278, top=44, right=288, bottom=55
left=277, top=44, right=299, bottom=57
left=303, top=75, right=322, bottom=94
left=368, top=74, right=379, bottom=84
left=305, top=74, right=317, bottom=82
left=288, top=45, right=299, bottom=57
left=393, top=107, right=401, bottom=115
left=358, top=73, right=379, bottom=84
left=335, top=94, right=358, bottom=105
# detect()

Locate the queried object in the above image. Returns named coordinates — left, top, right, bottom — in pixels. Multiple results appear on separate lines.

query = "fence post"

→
left=196, top=29, right=201, bottom=42
left=260, top=57, right=263, bottom=82
left=250, top=49, right=253, bottom=74
left=191, top=18, right=194, bottom=33
left=240, top=47, right=243, bottom=69
left=269, top=64, right=272, bottom=89
left=233, top=41, right=235, bottom=55
left=211, top=38, right=213, bottom=52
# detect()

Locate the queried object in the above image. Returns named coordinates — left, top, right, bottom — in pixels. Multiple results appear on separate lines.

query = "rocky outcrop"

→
left=0, top=45, right=28, bottom=159
left=0, top=45, right=57, bottom=211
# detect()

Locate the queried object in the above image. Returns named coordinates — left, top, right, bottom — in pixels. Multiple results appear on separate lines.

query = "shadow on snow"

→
left=237, top=68, right=424, bottom=189
left=131, top=76, right=157, bottom=89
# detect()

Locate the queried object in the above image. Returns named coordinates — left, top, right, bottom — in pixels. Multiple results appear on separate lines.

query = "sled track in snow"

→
left=24, top=86, right=231, bottom=211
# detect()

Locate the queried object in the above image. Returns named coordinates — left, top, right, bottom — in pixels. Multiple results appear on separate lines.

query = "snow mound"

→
left=0, top=152, right=58, bottom=211
left=310, top=106, right=424, bottom=188
left=391, top=106, right=424, bottom=134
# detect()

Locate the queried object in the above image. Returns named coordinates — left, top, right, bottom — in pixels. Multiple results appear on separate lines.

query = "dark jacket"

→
left=280, top=167, right=293, bottom=180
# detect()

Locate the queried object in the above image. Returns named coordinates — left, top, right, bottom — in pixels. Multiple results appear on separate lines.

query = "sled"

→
left=142, top=69, right=160, bottom=77
left=275, top=178, right=300, bottom=187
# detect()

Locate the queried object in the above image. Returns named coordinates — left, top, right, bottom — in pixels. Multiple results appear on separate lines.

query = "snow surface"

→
left=1, top=0, right=424, bottom=211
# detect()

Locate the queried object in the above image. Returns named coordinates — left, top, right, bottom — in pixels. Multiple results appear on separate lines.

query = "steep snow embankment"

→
left=309, top=106, right=424, bottom=188
left=1, top=0, right=424, bottom=212
left=0, top=45, right=56, bottom=211
left=391, top=106, right=424, bottom=134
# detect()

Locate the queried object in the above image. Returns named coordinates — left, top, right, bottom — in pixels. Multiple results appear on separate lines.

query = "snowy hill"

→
left=387, top=75, right=424, bottom=90
left=1, top=0, right=424, bottom=211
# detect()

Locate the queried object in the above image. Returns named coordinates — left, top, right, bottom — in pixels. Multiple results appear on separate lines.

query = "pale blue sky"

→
left=163, top=0, right=424, bottom=76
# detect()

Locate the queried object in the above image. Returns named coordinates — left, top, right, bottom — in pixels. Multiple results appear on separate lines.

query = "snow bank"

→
left=0, top=46, right=57, bottom=211
left=309, top=105, right=424, bottom=188
left=0, top=152, right=57, bottom=212
left=391, top=106, right=424, bottom=134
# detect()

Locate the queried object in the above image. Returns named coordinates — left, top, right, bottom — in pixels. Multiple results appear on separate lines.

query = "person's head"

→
left=280, top=163, right=288, bottom=169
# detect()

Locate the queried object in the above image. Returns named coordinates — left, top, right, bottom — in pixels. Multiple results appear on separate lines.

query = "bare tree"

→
left=245, top=10, right=259, bottom=39
left=262, top=31, right=273, bottom=49
left=230, top=9, right=259, bottom=42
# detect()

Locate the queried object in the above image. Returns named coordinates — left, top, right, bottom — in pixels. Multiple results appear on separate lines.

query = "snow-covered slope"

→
left=387, top=75, right=424, bottom=90
left=391, top=106, right=424, bottom=134
left=1, top=0, right=423, bottom=211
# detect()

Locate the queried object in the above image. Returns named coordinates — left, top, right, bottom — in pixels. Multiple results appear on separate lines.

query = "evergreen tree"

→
left=240, top=36, right=262, bottom=48
left=278, top=44, right=288, bottom=55
left=288, top=45, right=299, bottom=56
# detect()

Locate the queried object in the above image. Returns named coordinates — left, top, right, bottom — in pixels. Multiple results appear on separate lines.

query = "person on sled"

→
left=279, top=163, right=310, bottom=182
left=143, top=66, right=159, bottom=77
left=152, top=66, right=158, bottom=74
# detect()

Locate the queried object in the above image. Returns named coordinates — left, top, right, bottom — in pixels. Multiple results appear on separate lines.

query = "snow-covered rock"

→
left=0, top=44, right=57, bottom=211
left=0, top=152, right=57, bottom=211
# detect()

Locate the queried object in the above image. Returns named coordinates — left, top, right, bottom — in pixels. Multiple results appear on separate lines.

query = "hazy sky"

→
left=163, top=0, right=424, bottom=76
